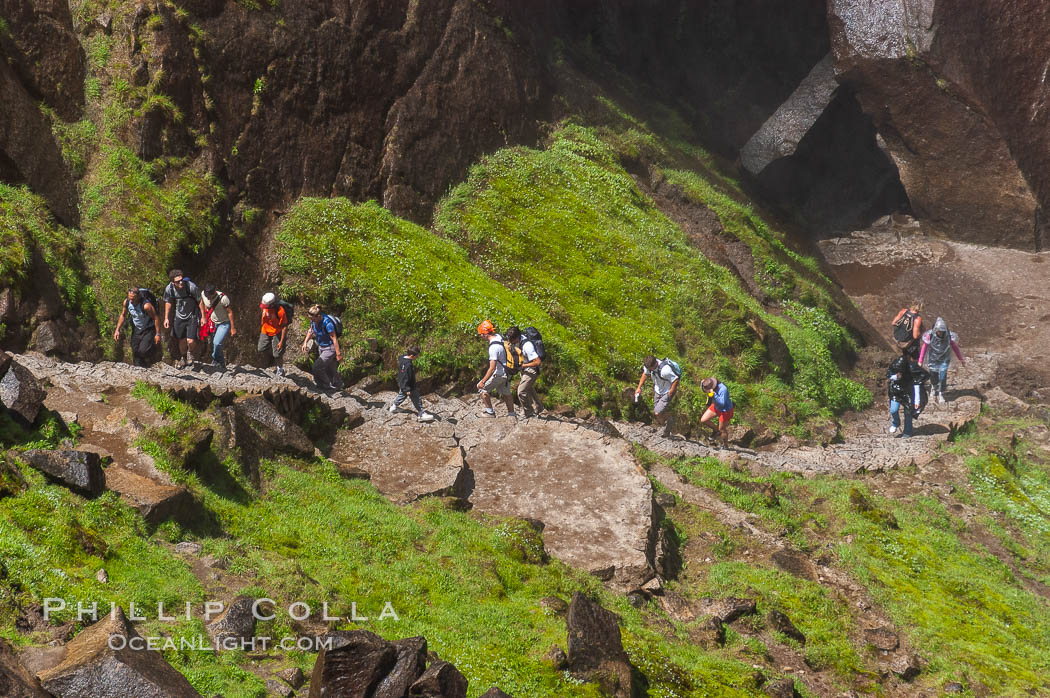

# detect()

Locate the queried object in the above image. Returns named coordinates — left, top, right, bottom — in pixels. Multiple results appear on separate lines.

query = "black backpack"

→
left=128, top=288, right=159, bottom=312
left=893, top=310, right=917, bottom=343
left=277, top=299, right=294, bottom=324
left=522, top=326, right=546, bottom=359
left=323, top=313, right=343, bottom=338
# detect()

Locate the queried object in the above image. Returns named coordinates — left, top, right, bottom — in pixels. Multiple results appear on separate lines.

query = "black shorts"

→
left=171, top=314, right=200, bottom=339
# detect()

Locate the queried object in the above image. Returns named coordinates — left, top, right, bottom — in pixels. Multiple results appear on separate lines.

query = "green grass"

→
left=279, top=124, right=869, bottom=433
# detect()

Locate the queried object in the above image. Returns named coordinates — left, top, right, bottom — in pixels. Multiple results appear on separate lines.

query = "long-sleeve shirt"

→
left=710, top=382, right=733, bottom=412
left=397, top=356, right=417, bottom=392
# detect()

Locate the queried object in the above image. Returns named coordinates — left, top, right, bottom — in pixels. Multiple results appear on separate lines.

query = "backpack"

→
left=893, top=310, right=917, bottom=344
left=278, top=299, right=295, bottom=325
left=490, top=338, right=522, bottom=375
left=126, top=288, right=159, bottom=313
left=522, top=326, right=546, bottom=359
left=659, top=358, right=682, bottom=379
left=314, top=313, right=343, bottom=339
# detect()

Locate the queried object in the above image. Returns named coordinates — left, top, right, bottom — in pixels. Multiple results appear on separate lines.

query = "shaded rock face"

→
left=160, top=0, right=547, bottom=223
left=205, top=596, right=257, bottom=649
left=309, top=630, right=454, bottom=698
left=23, top=449, right=105, bottom=497
left=827, top=0, right=1048, bottom=249
left=0, top=0, right=82, bottom=227
left=407, top=661, right=468, bottom=698
left=37, top=606, right=202, bottom=698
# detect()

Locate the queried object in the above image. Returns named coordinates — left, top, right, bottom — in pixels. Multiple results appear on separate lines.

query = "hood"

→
left=933, top=317, right=948, bottom=334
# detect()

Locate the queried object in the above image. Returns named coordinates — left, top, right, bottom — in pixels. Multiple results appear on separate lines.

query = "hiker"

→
left=387, top=346, right=436, bottom=422
left=919, top=317, right=965, bottom=404
left=301, top=305, right=342, bottom=391
left=891, top=302, right=924, bottom=359
left=258, top=292, right=289, bottom=376
left=634, top=355, right=681, bottom=437
left=887, top=351, right=931, bottom=438
left=163, top=269, right=202, bottom=368
left=476, top=320, right=516, bottom=418
left=200, top=285, right=236, bottom=370
left=113, top=287, right=161, bottom=367
left=700, top=377, right=734, bottom=449
left=516, top=326, right=546, bottom=417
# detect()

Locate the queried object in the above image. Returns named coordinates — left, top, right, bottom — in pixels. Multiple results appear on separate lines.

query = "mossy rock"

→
left=848, top=487, right=899, bottom=530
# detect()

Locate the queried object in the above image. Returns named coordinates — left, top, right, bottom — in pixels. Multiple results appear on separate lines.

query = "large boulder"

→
left=23, top=449, right=105, bottom=497
left=36, top=606, right=202, bottom=697
left=566, top=593, right=638, bottom=698
left=205, top=596, right=257, bottom=650
left=103, top=465, right=198, bottom=525
left=0, top=359, right=46, bottom=425
left=308, top=630, right=398, bottom=697
left=230, top=395, right=314, bottom=457
left=827, top=0, right=1050, bottom=249
left=376, top=636, right=428, bottom=697
left=0, top=638, right=50, bottom=697
left=407, top=661, right=467, bottom=698
left=456, top=415, right=656, bottom=589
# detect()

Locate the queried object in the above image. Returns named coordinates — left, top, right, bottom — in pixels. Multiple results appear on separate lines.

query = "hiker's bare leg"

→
left=481, top=392, right=493, bottom=410
left=503, top=394, right=516, bottom=413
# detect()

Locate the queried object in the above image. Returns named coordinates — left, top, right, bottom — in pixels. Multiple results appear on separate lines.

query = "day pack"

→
left=892, top=310, right=917, bottom=343
left=491, top=338, right=523, bottom=375
left=660, top=358, right=682, bottom=379
left=326, top=314, right=343, bottom=338
left=278, top=299, right=295, bottom=325
left=522, top=326, right=546, bottom=359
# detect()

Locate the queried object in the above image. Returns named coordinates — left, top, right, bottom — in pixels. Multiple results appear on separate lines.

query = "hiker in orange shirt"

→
left=258, top=292, right=289, bottom=376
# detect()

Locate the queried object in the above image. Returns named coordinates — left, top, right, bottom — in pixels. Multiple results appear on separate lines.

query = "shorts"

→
left=171, top=314, right=200, bottom=340
left=654, top=390, right=676, bottom=415
left=481, top=373, right=510, bottom=397
left=258, top=332, right=285, bottom=357
left=704, top=405, right=734, bottom=428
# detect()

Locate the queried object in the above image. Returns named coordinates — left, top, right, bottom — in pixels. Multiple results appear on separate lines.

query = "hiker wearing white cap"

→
left=258, top=292, right=290, bottom=376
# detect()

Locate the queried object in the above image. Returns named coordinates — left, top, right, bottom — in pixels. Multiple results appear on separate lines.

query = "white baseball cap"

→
left=261, top=292, right=276, bottom=305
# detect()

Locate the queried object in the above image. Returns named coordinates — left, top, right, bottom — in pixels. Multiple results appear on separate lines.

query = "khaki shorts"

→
left=481, top=373, right=511, bottom=397
left=654, top=390, right=676, bottom=415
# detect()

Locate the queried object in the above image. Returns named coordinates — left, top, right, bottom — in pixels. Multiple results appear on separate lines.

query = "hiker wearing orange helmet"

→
left=476, top=320, right=516, bottom=418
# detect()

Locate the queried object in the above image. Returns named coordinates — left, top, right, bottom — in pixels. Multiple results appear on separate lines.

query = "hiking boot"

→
left=506, top=411, right=518, bottom=419
left=937, top=392, right=946, bottom=404
left=387, top=404, right=399, bottom=413
left=888, top=425, right=898, bottom=434
left=482, top=408, right=496, bottom=417
left=418, top=412, right=436, bottom=423
left=274, top=366, right=285, bottom=377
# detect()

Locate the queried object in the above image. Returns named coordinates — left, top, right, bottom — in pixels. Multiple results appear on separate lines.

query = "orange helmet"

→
left=477, top=319, right=495, bottom=336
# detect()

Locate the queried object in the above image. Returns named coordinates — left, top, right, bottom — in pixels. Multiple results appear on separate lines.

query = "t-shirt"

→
left=164, top=280, right=202, bottom=320
left=487, top=335, right=507, bottom=378
left=261, top=306, right=287, bottom=336
left=522, top=340, right=540, bottom=362
left=711, top=382, right=733, bottom=412
left=312, top=315, right=337, bottom=347
left=126, top=300, right=154, bottom=330
left=643, top=361, right=679, bottom=396
left=202, top=292, right=231, bottom=324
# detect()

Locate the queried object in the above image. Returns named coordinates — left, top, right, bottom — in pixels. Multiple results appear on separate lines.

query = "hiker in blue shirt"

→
left=700, top=377, right=734, bottom=449
left=301, top=304, right=343, bottom=392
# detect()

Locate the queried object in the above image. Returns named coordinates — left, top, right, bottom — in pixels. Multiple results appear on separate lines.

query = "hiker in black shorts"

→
left=113, top=287, right=161, bottom=367
left=163, top=269, right=203, bottom=369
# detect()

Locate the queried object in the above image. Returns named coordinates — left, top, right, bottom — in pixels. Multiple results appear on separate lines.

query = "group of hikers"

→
left=886, top=302, right=965, bottom=438
left=113, top=276, right=965, bottom=444
left=112, top=270, right=346, bottom=392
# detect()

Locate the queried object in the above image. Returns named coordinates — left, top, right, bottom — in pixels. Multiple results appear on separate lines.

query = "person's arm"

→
left=277, top=311, right=287, bottom=350
left=164, top=301, right=172, bottom=329
left=113, top=301, right=127, bottom=340
left=477, top=359, right=497, bottom=389
left=227, top=302, right=237, bottom=335
left=951, top=339, right=964, bottom=363
left=912, top=315, right=923, bottom=340
left=300, top=323, right=314, bottom=353
left=145, top=302, right=161, bottom=344
left=332, top=331, right=342, bottom=362
left=892, top=308, right=907, bottom=324
left=667, top=377, right=679, bottom=398
left=634, top=372, right=647, bottom=397
left=918, top=341, right=927, bottom=365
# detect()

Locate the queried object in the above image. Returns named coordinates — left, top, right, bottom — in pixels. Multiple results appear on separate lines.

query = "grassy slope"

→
left=279, top=123, right=869, bottom=435
left=652, top=411, right=1050, bottom=696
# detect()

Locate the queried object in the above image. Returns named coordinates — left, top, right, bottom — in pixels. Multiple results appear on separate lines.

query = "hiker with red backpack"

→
left=635, top=355, right=681, bottom=437
left=200, top=284, right=236, bottom=370
left=301, top=304, right=343, bottom=392
left=163, top=269, right=203, bottom=368
left=891, top=302, right=924, bottom=359
left=113, top=287, right=161, bottom=367
left=258, top=292, right=290, bottom=376
left=476, top=320, right=516, bottom=418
